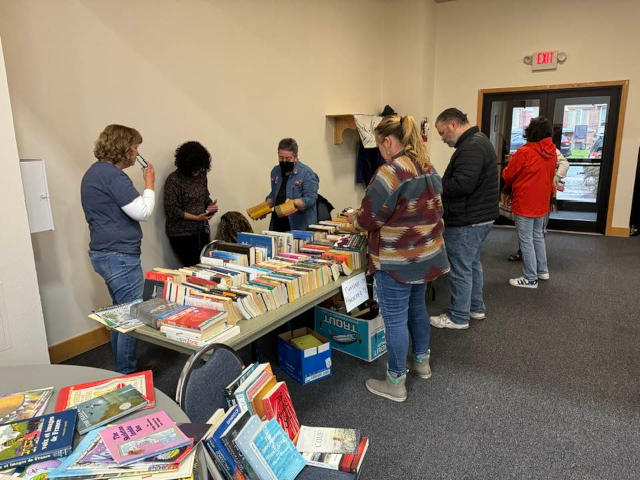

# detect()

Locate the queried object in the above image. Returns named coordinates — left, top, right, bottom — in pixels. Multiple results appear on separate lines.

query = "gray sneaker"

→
left=407, top=354, right=431, bottom=379
left=365, top=375, right=407, bottom=402
left=430, top=313, right=469, bottom=329
left=469, top=311, right=486, bottom=320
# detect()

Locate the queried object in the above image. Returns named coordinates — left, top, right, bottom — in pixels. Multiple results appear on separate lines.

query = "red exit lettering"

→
left=536, top=51, right=555, bottom=65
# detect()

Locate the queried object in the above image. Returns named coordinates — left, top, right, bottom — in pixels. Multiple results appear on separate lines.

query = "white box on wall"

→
left=19, top=158, right=54, bottom=233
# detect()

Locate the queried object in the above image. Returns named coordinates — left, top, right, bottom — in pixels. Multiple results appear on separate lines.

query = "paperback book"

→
left=54, top=370, right=155, bottom=412
left=89, top=299, right=144, bottom=333
left=98, top=411, right=192, bottom=465
left=74, top=385, right=149, bottom=434
left=0, top=387, right=53, bottom=423
left=0, top=410, right=77, bottom=470
left=296, top=426, right=360, bottom=454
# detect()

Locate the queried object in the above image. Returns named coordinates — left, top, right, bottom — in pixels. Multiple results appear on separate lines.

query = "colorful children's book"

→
left=74, top=385, right=149, bottom=434
left=54, top=370, right=155, bottom=412
left=0, top=387, right=54, bottom=423
left=98, top=410, right=192, bottom=465
left=250, top=419, right=306, bottom=480
left=48, top=427, right=192, bottom=478
left=0, top=410, right=77, bottom=470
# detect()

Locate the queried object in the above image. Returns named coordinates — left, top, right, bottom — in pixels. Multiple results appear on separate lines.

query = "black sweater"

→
left=442, top=126, right=499, bottom=227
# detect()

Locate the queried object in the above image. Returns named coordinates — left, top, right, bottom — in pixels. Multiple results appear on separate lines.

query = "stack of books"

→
left=202, top=362, right=368, bottom=480
left=0, top=371, right=199, bottom=480
left=297, top=426, right=369, bottom=475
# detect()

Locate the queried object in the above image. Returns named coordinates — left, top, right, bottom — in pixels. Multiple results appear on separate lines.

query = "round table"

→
left=0, top=364, right=205, bottom=477
left=0, top=364, right=185, bottom=420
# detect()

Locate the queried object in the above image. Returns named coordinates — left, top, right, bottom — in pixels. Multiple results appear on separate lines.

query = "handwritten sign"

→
left=341, top=272, right=369, bottom=313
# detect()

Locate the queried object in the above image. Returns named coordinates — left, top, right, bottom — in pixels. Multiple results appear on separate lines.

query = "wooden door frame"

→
left=477, top=80, right=630, bottom=237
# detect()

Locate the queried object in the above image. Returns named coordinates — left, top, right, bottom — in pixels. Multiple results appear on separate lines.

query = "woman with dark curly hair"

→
left=503, top=116, right=557, bottom=288
left=81, top=124, right=156, bottom=374
left=164, top=141, right=218, bottom=266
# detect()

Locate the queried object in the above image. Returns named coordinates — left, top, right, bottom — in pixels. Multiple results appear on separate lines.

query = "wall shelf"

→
left=326, top=114, right=356, bottom=145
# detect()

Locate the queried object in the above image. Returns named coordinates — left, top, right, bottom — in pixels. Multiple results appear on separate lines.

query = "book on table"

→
left=73, top=385, right=149, bottom=435
left=98, top=410, right=192, bottom=466
left=0, top=410, right=77, bottom=470
left=89, top=300, right=144, bottom=333
left=54, top=370, right=155, bottom=412
left=47, top=426, right=193, bottom=478
left=0, top=387, right=53, bottom=423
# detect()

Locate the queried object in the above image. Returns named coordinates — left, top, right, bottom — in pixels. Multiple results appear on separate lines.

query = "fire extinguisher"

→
left=420, top=117, right=429, bottom=142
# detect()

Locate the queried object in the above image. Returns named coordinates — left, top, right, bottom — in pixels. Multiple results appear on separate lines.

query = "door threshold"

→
left=492, top=224, right=602, bottom=236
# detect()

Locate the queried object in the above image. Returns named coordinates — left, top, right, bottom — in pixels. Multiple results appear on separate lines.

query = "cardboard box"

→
left=278, top=327, right=331, bottom=385
left=314, top=306, right=387, bottom=362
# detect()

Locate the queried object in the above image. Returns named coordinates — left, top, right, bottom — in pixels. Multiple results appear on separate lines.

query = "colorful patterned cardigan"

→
left=355, top=155, right=450, bottom=284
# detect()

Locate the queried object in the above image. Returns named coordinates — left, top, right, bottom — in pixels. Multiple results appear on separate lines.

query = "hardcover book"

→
left=74, top=385, right=149, bottom=434
left=261, top=381, right=300, bottom=442
left=54, top=370, right=155, bottom=412
left=0, top=410, right=77, bottom=470
left=98, top=410, right=192, bottom=465
left=0, top=387, right=53, bottom=423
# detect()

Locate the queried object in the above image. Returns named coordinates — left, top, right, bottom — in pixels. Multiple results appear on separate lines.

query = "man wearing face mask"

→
left=265, top=138, right=319, bottom=232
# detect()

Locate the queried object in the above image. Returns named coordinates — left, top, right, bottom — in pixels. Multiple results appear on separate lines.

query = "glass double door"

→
left=482, top=86, right=622, bottom=233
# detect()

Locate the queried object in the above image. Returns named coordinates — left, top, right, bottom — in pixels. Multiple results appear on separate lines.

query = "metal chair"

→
left=176, top=343, right=244, bottom=424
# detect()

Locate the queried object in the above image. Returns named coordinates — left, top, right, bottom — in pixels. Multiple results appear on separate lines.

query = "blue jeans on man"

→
left=514, top=214, right=548, bottom=281
left=443, top=223, right=492, bottom=325
left=89, top=250, right=143, bottom=374
left=374, top=271, right=430, bottom=378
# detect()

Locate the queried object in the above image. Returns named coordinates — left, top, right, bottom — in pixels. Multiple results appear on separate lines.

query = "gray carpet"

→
left=65, top=228, right=640, bottom=479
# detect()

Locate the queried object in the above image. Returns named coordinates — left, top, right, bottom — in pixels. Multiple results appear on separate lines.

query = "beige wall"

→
left=0, top=0, right=436, bottom=347
left=430, top=0, right=639, bottom=229
left=0, top=36, right=50, bottom=365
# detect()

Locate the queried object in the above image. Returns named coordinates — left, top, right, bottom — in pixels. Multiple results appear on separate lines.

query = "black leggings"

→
left=168, top=231, right=210, bottom=267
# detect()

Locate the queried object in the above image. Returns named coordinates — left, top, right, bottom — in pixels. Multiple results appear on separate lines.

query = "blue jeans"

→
left=514, top=215, right=548, bottom=281
left=443, top=223, right=492, bottom=325
left=89, top=250, right=143, bottom=374
left=374, top=271, right=430, bottom=378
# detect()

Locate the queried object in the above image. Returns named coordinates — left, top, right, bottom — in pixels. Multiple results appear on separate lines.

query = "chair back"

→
left=176, top=343, right=244, bottom=423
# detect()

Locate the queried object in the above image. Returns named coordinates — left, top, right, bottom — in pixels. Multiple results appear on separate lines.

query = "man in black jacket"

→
left=430, top=108, right=499, bottom=329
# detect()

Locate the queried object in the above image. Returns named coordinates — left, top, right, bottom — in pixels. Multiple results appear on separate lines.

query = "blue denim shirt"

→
left=267, top=161, right=319, bottom=230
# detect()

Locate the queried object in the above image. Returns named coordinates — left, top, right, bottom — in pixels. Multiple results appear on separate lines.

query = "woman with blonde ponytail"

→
left=347, top=114, right=449, bottom=402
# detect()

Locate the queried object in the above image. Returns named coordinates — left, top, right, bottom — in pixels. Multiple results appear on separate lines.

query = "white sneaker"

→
left=430, top=313, right=469, bottom=329
left=538, top=272, right=550, bottom=280
left=509, top=277, right=538, bottom=289
left=469, top=311, right=486, bottom=320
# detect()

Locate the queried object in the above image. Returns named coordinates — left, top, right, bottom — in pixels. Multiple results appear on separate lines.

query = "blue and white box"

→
left=314, top=306, right=387, bottom=362
left=277, top=327, right=331, bottom=385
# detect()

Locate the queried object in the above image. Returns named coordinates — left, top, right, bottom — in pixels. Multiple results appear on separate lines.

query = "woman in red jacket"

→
left=502, top=117, right=557, bottom=288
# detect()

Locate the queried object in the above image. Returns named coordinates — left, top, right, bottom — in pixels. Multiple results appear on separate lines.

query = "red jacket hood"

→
left=524, top=137, right=556, bottom=160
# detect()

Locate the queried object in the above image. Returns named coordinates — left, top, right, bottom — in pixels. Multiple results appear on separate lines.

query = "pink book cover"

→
left=98, top=410, right=192, bottom=465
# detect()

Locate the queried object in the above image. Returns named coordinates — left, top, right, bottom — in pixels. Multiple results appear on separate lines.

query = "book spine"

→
left=204, top=438, right=234, bottom=480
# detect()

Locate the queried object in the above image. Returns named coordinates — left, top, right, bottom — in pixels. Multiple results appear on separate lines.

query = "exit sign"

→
left=532, top=50, right=558, bottom=71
